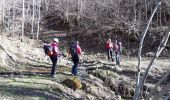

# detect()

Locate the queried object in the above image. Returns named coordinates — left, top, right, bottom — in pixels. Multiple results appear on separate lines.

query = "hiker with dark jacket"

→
left=68, top=41, right=83, bottom=76
left=105, top=39, right=114, bottom=61
left=50, top=38, right=60, bottom=78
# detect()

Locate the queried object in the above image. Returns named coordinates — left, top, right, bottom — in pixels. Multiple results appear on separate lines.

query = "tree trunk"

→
left=21, top=0, right=25, bottom=42
left=45, top=0, right=49, bottom=11
left=66, top=0, right=69, bottom=22
left=36, top=0, right=41, bottom=39
left=12, top=0, right=16, bottom=36
left=1, top=0, right=5, bottom=35
left=133, top=1, right=161, bottom=100
left=78, top=0, right=82, bottom=20
left=31, top=0, right=35, bottom=38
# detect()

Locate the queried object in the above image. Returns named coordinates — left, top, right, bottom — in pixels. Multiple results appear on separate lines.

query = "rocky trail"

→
left=0, top=54, right=169, bottom=100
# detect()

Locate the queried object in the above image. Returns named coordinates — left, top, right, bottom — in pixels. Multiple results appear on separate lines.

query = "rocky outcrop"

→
left=104, top=77, right=134, bottom=98
left=62, top=77, right=82, bottom=90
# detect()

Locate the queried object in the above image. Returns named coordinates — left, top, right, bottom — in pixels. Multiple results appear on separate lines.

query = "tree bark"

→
left=12, top=0, right=16, bottom=36
left=134, top=29, right=169, bottom=100
left=36, top=0, right=41, bottom=39
left=133, top=1, right=162, bottom=100
left=1, top=0, right=5, bottom=35
left=21, top=0, right=25, bottom=41
left=31, top=0, right=35, bottom=38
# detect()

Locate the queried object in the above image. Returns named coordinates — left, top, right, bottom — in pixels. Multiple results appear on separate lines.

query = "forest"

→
left=0, top=0, right=169, bottom=100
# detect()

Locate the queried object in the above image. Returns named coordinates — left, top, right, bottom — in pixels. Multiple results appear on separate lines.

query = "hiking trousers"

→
left=115, top=52, right=120, bottom=65
left=72, top=56, right=79, bottom=76
left=107, top=48, right=114, bottom=61
left=50, top=55, right=58, bottom=76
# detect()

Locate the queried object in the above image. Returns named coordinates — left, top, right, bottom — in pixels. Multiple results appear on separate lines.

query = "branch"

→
left=146, top=70, right=170, bottom=100
left=133, top=1, right=162, bottom=100
left=112, top=13, right=132, bottom=28
left=0, top=45, right=15, bottom=62
left=139, top=30, right=170, bottom=99
left=154, top=83, right=170, bottom=100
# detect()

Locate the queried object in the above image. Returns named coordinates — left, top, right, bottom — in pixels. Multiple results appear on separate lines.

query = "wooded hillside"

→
left=0, top=0, right=170, bottom=100
left=0, top=0, right=170, bottom=54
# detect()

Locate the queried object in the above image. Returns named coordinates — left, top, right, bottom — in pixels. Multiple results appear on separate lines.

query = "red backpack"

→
left=105, top=41, right=110, bottom=49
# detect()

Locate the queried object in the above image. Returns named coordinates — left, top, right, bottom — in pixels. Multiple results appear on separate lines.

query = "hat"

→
left=75, top=41, right=79, bottom=44
left=53, top=38, right=59, bottom=43
left=108, top=39, right=111, bottom=42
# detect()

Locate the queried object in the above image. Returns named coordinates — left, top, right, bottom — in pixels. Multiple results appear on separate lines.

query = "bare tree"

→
left=1, top=0, right=5, bottom=35
left=31, top=0, right=35, bottom=38
left=12, top=0, right=16, bottom=36
left=36, top=0, right=41, bottom=39
left=21, top=0, right=25, bottom=41
left=133, top=1, right=170, bottom=99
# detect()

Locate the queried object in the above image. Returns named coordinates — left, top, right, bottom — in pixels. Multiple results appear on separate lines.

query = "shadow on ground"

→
left=0, top=83, right=73, bottom=99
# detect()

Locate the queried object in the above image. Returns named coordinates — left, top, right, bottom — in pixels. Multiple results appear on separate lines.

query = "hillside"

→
left=0, top=34, right=169, bottom=99
left=0, top=0, right=170, bottom=100
left=0, top=34, right=47, bottom=70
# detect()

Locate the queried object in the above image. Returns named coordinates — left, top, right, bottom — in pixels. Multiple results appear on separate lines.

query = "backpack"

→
left=70, top=42, right=78, bottom=57
left=105, top=41, right=110, bottom=49
left=43, top=44, right=53, bottom=56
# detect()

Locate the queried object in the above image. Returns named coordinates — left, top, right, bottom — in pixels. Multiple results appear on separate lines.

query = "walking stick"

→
left=78, top=54, right=85, bottom=80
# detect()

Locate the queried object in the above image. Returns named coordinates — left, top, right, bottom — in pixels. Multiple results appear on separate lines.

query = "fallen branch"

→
left=146, top=70, right=170, bottom=100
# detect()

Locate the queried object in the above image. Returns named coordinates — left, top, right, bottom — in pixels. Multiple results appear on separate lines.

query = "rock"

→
left=96, top=70, right=108, bottom=80
left=118, top=81, right=134, bottom=97
left=104, top=78, right=134, bottom=97
left=62, top=77, right=82, bottom=90
left=73, top=92, right=82, bottom=99
left=115, top=95, right=122, bottom=100
left=145, top=52, right=155, bottom=57
left=86, top=94, right=95, bottom=100
left=88, top=75, right=104, bottom=89
left=104, top=77, right=118, bottom=92
left=114, top=66, right=122, bottom=72
left=81, top=81, right=88, bottom=90
left=87, top=85, right=108, bottom=98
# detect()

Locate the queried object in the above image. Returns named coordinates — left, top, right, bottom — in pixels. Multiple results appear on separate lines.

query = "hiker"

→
left=105, top=39, right=114, bottom=61
left=113, top=40, right=120, bottom=65
left=50, top=38, right=60, bottom=78
left=68, top=41, right=83, bottom=76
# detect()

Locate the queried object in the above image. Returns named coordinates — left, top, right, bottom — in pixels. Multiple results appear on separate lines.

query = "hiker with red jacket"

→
left=68, top=41, right=83, bottom=76
left=50, top=38, right=60, bottom=78
left=105, top=39, right=114, bottom=61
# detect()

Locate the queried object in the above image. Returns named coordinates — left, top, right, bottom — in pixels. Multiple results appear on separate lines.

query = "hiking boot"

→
left=52, top=75, right=57, bottom=78
left=71, top=73, right=78, bottom=76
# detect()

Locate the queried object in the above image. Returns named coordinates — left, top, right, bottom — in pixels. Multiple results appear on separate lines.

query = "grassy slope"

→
left=0, top=54, right=169, bottom=99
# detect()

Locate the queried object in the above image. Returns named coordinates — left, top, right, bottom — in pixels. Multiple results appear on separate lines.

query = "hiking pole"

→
left=78, top=54, right=86, bottom=80
left=56, top=53, right=63, bottom=82
left=80, top=54, right=83, bottom=67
